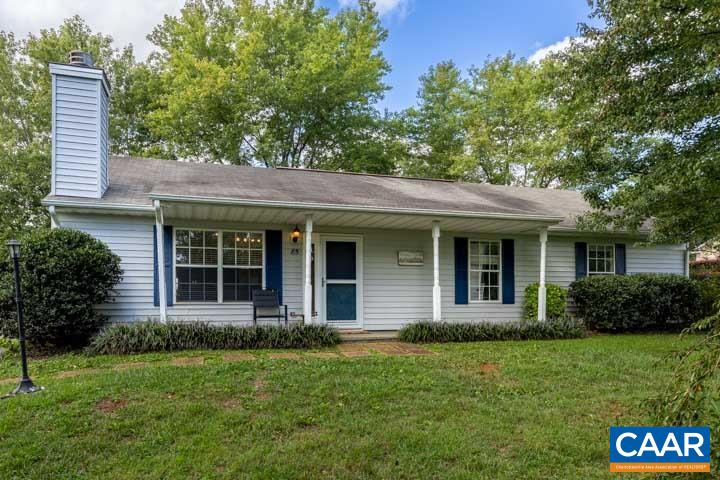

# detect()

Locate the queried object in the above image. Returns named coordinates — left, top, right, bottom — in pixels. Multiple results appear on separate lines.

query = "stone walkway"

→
left=0, top=342, right=434, bottom=385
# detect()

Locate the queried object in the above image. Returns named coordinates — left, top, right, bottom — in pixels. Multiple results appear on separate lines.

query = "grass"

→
left=0, top=334, right=694, bottom=479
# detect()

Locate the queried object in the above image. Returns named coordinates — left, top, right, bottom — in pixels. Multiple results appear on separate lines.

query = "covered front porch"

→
left=152, top=196, right=562, bottom=329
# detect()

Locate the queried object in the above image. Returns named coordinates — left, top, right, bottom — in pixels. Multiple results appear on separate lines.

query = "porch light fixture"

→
left=291, top=226, right=301, bottom=244
left=5, top=240, right=41, bottom=395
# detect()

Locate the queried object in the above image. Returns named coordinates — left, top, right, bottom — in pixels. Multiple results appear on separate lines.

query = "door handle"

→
left=322, top=277, right=326, bottom=287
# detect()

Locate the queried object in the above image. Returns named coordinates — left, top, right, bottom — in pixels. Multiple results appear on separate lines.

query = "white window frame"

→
left=587, top=243, right=615, bottom=276
left=468, top=239, right=502, bottom=303
left=173, top=227, right=265, bottom=304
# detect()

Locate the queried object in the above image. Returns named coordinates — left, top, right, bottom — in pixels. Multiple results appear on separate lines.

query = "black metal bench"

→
left=252, top=289, right=288, bottom=326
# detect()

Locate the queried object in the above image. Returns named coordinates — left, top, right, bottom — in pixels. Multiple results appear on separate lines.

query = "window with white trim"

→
left=175, top=229, right=219, bottom=302
left=222, top=232, right=263, bottom=302
left=588, top=244, right=615, bottom=275
left=174, top=229, right=264, bottom=303
left=469, top=240, right=501, bottom=301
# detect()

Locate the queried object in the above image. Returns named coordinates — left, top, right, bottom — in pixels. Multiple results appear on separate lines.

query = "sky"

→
left=0, top=0, right=594, bottom=112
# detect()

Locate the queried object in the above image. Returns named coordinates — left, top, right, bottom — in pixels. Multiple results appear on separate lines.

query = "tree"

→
left=557, top=0, right=720, bottom=245
left=148, top=0, right=390, bottom=169
left=453, top=54, right=566, bottom=187
left=0, top=16, right=158, bottom=241
left=556, top=3, right=720, bottom=472
left=400, top=60, right=467, bottom=179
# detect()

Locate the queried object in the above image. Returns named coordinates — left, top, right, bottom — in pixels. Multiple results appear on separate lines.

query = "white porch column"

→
left=432, top=221, right=441, bottom=322
left=303, top=215, right=314, bottom=324
left=154, top=200, right=167, bottom=323
left=537, top=227, right=548, bottom=322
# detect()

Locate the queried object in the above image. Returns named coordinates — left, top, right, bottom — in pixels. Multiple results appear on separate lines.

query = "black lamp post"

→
left=6, top=240, right=41, bottom=395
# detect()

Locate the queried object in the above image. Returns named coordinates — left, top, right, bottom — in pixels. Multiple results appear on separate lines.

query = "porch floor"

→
left=338, top=330, right=399, bottom=343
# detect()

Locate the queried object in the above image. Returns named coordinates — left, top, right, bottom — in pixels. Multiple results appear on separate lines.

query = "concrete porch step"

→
left=338, top=330, right=399, bottom=343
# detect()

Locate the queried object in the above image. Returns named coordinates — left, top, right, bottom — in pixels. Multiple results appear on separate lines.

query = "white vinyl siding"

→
left=51, top=69, right=109, bottom=199
left=55, top=212, right=689, bottom=328
left=627, top=244, right=686, bottom=275
left=56, top=213, right=157, bottom=323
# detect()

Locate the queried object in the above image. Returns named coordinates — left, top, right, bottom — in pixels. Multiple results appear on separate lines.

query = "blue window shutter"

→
left=153, top=225, right=159, bottom=307
left=164, top=226, right=174, bottom=306
left=454, top=237, right=468, bottom=305
left=575, top=242, right=588, bottom=280
left=615, top=243, right=626, bottom=275
left=501, top=239, right=515, bottom=304
left=265, top=230, right=283, bottom=304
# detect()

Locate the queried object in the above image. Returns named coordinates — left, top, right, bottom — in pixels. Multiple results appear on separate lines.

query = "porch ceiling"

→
left=161, top=201, right=558, bottom=234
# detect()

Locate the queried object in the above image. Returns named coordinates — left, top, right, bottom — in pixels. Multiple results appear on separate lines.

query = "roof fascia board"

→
left=548, top=226, right=650, bottom=239
left=148, top=193, right=566, bottom=223
left=42, top=199, right=154, bottom=214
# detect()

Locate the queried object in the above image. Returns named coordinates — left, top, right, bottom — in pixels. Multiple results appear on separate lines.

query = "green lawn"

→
left=0, top=334, right=692, bottom=479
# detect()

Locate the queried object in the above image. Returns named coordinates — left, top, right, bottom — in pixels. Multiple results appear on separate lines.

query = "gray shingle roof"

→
left=45, top=156, right=604, bottom=229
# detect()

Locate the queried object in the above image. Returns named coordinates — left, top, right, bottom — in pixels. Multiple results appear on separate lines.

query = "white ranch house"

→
left=42, top=56, right=689, bottom=330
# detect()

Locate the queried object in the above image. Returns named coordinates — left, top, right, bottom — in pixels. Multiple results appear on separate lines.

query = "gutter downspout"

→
left=48, top=206, right=59, bottom=228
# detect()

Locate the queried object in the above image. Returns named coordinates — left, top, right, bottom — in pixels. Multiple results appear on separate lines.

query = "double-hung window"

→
left=222, top=232, right=263, bottom=302
left=174, top=229, right=264, bottom=303
left=175, top=230, right=219, bottom=302
left=469, top=240, right=501, bottom=302
left=588, top=244, right=614, bottom=275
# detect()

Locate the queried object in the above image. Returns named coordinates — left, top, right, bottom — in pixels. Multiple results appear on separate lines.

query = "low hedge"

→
left=569, top=274, right=702, bottom=332
left=86, top=322, right=340, bottom=355
left=397, top=318, right=587, bottom=344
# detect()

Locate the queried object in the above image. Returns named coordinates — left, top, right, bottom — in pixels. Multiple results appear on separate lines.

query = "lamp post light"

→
left=6, top=240, right=41, bottom=395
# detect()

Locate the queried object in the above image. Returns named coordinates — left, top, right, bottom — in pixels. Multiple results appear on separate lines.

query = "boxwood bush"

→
left=569, top=274, right=702, bottom=332
left=0, top=229, right=122, bottom=348
left=523, top=283, right=567, bottom=321
left=397, top=318, right=587, bottom=344
left=86, top=322, right=340, bottom=355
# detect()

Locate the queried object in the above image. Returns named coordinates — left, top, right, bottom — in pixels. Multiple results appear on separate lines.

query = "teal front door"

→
left=322, top=236, right=362, bottom=327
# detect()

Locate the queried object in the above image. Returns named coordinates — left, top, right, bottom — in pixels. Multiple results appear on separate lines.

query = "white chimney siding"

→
left=50, top=61, right=110, bottom=198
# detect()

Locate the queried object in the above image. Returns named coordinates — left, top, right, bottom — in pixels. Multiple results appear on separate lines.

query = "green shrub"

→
left=696, top=277, right=720, bottom=318
left=397, top=318, right=587, bottom=343
left=0, top=229, right=122, bottom=348
left=523, top=283, right=567, bottom=321
left=569, top=274, right=702, bottom=332
left=86, top=321, right=340, bottom=355
left=0, top=336, right=19, bottom=358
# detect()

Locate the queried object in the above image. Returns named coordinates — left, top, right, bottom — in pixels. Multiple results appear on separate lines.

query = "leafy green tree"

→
left=0, top=16, right=158, bottom=241
left=454, top=54, right=566, bottom=187
left=400, top=60, right=467, bottom=179
left=558, top=0, right=720, bottom=245
left=557, top=2, right=720, bottom=470
left=148, top=0, right=390, bottom=168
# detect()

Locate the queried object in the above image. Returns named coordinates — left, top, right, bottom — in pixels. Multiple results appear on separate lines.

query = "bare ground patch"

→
left=114, top=362, right=150, bottom=371
left=253, top=376, right=271, bottom=400
left=96, top=397, right=129, bottom=414
left=478, top=363, right=500, bottom=374
left=56, top=368, right=103, bottom=379
left=223, top=353, right=256, bottom=362
left=170, top=357, right=205, bottom=366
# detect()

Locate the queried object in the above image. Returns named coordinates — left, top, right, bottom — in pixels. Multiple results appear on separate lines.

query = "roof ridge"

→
left=275, top=166, right=455, bottom=183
